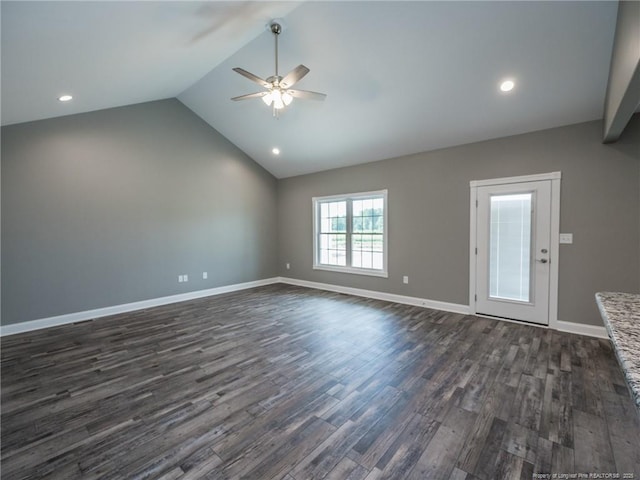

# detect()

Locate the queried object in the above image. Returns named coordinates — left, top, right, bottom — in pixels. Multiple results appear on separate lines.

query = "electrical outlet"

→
left=286, top=263, right=290, bottom=270
left=178, top=275, right=183, bottom=283
left=184, top=274, right=188, bottom=282
left=203, top=272, right=208, bottom=279
left=403, top=276, right=409, bottom=284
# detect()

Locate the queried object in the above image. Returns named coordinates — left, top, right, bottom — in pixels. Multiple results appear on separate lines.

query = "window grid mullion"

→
left=346, top=199, right=352, bottom=267
left=316, top=202, right=322, bottom=265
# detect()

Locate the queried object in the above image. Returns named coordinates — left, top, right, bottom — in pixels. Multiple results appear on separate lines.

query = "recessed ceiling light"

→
left=272, top=147, right=280, bottom=155
left=500, top=80, right=515, bottom=92
left=58, top=95, right=73, bottom=102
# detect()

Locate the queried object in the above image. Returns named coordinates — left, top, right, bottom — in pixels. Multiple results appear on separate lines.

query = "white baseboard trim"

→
left=2, top=276, right=609, bottom=341
left=556, top=320, right=609, bottom=340
left=280, top=277, right=608, bottom=340
left=278, top=277, right=471, bottom=315
left=0, top=277, right=281, bottom=337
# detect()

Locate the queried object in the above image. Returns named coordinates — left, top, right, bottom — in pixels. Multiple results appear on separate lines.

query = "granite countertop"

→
left=596, top=292, right=640, bottom=410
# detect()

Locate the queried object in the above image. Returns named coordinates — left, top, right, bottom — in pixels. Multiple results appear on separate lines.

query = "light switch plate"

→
left=559, top=233, right=573, bottom=244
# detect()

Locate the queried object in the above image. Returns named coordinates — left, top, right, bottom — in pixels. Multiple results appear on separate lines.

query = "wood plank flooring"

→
left=2, top=284, right=639, bottom=479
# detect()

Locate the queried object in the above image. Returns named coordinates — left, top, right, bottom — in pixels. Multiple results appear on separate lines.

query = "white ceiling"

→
left=2, top=1, right=619, bottom=178
left=1, top=1, right=299, bottom=125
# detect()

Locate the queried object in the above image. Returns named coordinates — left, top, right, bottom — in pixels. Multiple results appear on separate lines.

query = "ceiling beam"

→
left=603, top=1, right=640, bottom=143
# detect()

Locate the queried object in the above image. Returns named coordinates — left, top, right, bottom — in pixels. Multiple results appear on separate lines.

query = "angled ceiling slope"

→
left=2, top=1, right=619, bottom=178
left=0, top=1, right=300, bottom=126
left=180, top=1, right=618, bottom=178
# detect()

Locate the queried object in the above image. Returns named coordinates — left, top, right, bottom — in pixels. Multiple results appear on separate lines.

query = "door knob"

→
left=537, top=258, right=548, bottom=264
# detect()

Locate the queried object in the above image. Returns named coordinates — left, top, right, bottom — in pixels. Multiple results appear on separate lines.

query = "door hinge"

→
left=475, top=247, right=477, bottom=255
left=474, top=294, right=477, bottom=302
left=476, top=200, right=478, bottom=207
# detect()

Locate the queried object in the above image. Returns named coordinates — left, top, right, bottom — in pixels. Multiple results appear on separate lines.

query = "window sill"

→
left=312, top=265, right=389, bottom=278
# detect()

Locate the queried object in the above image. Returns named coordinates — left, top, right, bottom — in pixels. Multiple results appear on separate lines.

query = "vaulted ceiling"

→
left=1, top=1, right=619, bottom=178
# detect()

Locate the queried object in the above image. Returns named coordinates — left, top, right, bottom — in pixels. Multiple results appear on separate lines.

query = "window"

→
left=313, top=190, right=387, bottom=277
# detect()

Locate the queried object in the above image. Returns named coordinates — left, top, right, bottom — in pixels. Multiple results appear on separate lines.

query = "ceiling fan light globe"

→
left=272, top=89, right=285, bottom=109
left=262, top=92, right=273, bottom=106
left=282, top=92, right=293, bottom=106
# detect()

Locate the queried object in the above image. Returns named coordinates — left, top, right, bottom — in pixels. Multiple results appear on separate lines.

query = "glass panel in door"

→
left=489, top=193, right=532, bottom=302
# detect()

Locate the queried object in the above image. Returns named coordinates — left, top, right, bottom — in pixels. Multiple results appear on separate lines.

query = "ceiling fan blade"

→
left=287, top=89, right=327, bottom=101
left=232, top=68, right=271, bottom=88
left=279, top=65, right=310, bottom=89
left=231, top=92, right=268, bottom=101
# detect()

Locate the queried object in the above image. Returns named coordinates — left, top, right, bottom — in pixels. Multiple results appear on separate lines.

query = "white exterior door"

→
left=473, top=179, right=553, bottom=325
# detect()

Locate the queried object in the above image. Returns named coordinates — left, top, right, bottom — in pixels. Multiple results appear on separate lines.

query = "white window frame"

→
left=312, top=189, right=388, bottom=278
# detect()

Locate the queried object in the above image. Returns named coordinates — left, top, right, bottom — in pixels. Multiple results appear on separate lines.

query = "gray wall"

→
left=3, top=99, right=638, bottom=328
left=1, top=99, right=278, bottom=325
left=603, top=0, right=640, bottom=142
left=278, top=116, right=640, bottom=327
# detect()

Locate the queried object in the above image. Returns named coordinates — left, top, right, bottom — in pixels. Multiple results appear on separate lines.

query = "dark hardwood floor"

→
left=1, top=284, right=639, bottom=479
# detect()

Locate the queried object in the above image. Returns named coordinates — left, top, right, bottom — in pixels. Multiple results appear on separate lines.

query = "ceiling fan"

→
left=231, top=22, right=326, bottom=117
